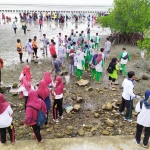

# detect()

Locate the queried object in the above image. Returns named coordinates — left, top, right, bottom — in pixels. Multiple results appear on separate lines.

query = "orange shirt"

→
left=16, top=43, right=22, bottom=53
left=32, top=40, right=38, bottom=48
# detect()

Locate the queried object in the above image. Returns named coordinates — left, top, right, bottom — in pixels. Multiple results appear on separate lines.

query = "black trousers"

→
left=0, top=123, right=15, bottom=143
left=24, top=96, right=28, bottom=110
left=14, top=28, right=16, bottom=33
left=33, top=48, right=37, bottom=56
left=30, top=124, right=42, bottom=142
left=53, top=98, right=63, bottom=119
left=19, top=53, right=23, bottom=60
left=24, top=29, right=26, bottom=34
left=0, top=70, right=1, bottom=83
left=135, top=123, right=150, bottom=146
left=119, top=97, right=133, bottom=119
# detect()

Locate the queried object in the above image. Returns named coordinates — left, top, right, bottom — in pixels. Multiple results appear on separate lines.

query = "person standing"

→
left=16, top=39, right=24, bottom=63
left=43, top=72, right=53, bottom=87
left=0, top=58, right=4, bottom=86
left=108, top=58, right=119, bottom=88
left=12, top=21, right=17, bottom=34
left=32, top=36, right=38, bottom=59
left=37, top=80, right=51, bottom=124
left=104, top=38, right=111, bottom=60
left=25, top=39, right=34, bottom=63
left=58, top=33, right=63, bottom=47
left=135, top=90, right=150, bottom=148
left=2, top=13, right=5, bottom=24
left=39, top=19, right=42, bottom=30
left=22, top=22, right=27, bottom=34
left=95, top=53, right=104, bottom=83
left=51, top=55, right=62, bottom=80
left=41, top=34, right=49, bottom=55
left=95, top=33, right=100, bottom=50
left=119, top=48, right=130, bottom=77
left=0, top=94, right=15, bottom=145
left=24, top=90, right=47, bottom=142
left=58, top=43, right=66, bottom=66
left=69, top=49, right=74, bottom=75
left=119, top=71, right=140, bottom=122
left=52, top=76, right=64, bottom=123
left=49, top=42, right=57, bottom=65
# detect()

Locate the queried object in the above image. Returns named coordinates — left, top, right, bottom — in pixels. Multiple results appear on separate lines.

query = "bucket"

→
left=65, top=75, right=70, bottom=84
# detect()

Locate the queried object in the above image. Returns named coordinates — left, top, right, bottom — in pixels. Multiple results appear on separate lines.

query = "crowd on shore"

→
left=0, top=12, right=150, bottom=148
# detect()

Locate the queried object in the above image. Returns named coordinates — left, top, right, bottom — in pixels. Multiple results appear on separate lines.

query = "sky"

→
left=0, top=0, right=113, bottom=5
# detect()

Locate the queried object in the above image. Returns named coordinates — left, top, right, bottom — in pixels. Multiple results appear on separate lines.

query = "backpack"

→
left=122, top=53, right=128, bottom=60
left=27, top=105, right=47, bottom=126
left=107, top=63, right=115, bottom=74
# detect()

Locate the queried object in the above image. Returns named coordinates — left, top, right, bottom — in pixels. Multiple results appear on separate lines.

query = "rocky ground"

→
left=0, top=15, right=150, bottom=141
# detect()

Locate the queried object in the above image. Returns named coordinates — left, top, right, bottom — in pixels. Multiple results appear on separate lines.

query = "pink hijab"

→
left=37, top=80, right=50, bottom=100
left=55, top=76, right=64, bottom=95
left=21, top=77, right=31, bottom=92
left=26, top=90, right=42, bottom=110
left=21, top=65, right=31, bottom=82
left=43, top=72, right=52, bottom=86
left=96, top=53, right=102, bottom=64
left=0, top=94, right=10, bottom=114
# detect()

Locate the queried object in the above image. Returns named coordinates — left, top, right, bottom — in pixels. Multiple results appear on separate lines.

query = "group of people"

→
left=1, top=13, right=150, bottom=148
left=0, top=64, right=64, bottom=144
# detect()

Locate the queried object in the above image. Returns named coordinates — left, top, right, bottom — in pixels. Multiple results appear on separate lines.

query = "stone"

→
left=0, top=86, right=6, bottom=93
left=112, top=110, right=117, bottom=113
left=105, top=119, right=114, bottom=127
left=142, top=74, right=149, bottom=80
left=47, top=128, right=53, bottom=132
left=12, top=92, right=18, bottom=96
left=102, top=104, right=106, bottom=110
left=73, top=104, right=81, bottom=112
left=67, top=126, right=73, bottom=130
left=102, top=130, right=110, bottom=135
left=94, top=113, right=99, bottom=118
left=34, top=60, right=38, bottom=63
left=105, top=103, right=113, bottom=110
left=90, top=126, right=99, bottom=132
left=88, top=87, right=93, bottom=91
left=116, top=99, right=122, bottom=105
left=83, top=125, right=92, bottom=130
left=54, top=125, right=62, bottom=129
left=77, top=129, right=84, bottom=136
left=55, top=133, right=64, bottom=138
left=76, top=96, right=83, bottom=103
left=12, top=82, right=18, bottom=88
left=112, top=102, right=119, bottom=109
left=96, top=88, right=100, bottom=92
left=64, top=129, right=71, bottom=135
left=77, top=79, right=89, bottom=86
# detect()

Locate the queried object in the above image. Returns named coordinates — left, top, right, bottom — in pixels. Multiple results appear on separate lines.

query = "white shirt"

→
left=120, top=51, right=128, bottom=65
left=54, top=93, right=63, bottom=99
left=135, top=102, right=150, bottom=127
left=17, top=85, right=34, bottom=96
left=122, top=78, right=135, bottom=100
left=104, top=41, right=111, bottom=52
left=0, top=106, right=13, bottom=128
left=95, top=61, right=103, bottom=72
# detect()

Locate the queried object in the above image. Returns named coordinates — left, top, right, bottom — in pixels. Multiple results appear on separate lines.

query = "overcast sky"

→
left=0, top=0, right=113, bottom=5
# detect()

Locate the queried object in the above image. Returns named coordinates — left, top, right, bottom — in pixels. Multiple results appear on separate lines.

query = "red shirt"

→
left=49, top=44, right=56, bottom=55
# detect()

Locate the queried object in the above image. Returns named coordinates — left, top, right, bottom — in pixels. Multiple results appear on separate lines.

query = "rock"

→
left=105, top=102, right=113, bottom=110
left=94, top=113, right=99, bottom=118
left=142, top=74, right=149, bottom=80
left=114, top=113, right=120, bottom=117
left=77, top=129, right=84, bottom=136
left=64, top=129, right=71, bottom=135
left=12, top=92, right=18, bottom=96
left=73, top=104, right=81, bottom=112
left=34, top=60, right=38, bottom=63
left=70, top=94, right=76, bottom=100
left=112, top=110, right=117, bottom=113
left=87, top=87, right=93, bottom=91
left=55, top=133, right=64, bottom=138
left=105, top=118, right=114, bottom=127
left=102, top=130, right=110, bottom=135
left=102, top=104, right=106, bottom=110
left=77, top=79, right=89, bottom=86
left=96, top=88, right=100, bottom=92
left=83, top=125, right=92, bottom=130
left=76, top=96, right=83, bottom=103
left=54, top=125, right=62, bottom=129
left=8, top=102, right=17, bottom=107
left=67, top=126, right=73, bottom=130
left=12, top=82, right=18, bottom=88
left=116, top=99, right=122, bottom=105
left=90, top=126, right=99, bottom=132
left=47, top=128, right=53, bottom=132
left=0, top=86, right=6, bottom=93
left=112, top=102, right=119, bottom=109
left=134, top=76, right=141, bottom=82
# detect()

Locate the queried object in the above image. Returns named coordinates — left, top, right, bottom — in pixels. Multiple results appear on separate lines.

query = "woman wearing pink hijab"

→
left=37, top=80, right=50, bottom=124
left=17, top=77, right=33, bottom=109
left=95, top=53, right=104, bottom=83
left=52, top=76, right=64, bottom=123
left=24, top=90, right=47, bottom=142
left=19, top=65, right=32, bottom=82
left=0, top=94, right=15, bottom=145
left=43, top=72, right=53, bottom=87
